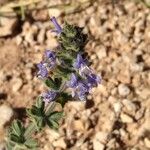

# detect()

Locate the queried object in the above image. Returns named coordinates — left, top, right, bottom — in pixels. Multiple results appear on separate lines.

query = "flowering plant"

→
left=6, top=17, right=101, bottom=150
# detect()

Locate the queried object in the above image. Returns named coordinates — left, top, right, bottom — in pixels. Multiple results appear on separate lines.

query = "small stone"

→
left=113, top=102, right=122, bottom=113
left=72, top=120, right=84, bottom=131
left=122, top=99, right=137, bottom=112
left=118, top=84, right=130, bottom=96
left=0, top=71, right=5, bottom=84
left=16, top=35, right=23, bottom=45
left=144, top=138, right=150, bottom=148
left=93, top=140, right=105, bottom=150
left=120, top=113, right=134, bottom=123
left=0, top=16, right=18, bottom=37
left=135, top=108, right=145, bottom=120
left=37, top=29, right=46, bottom=44
left=48, top=9, right=62, bottom=17
left=138, top=89, right=150, bottom=99
left=45, top=128, right=60, bottom=142
left=96, top=45, right=107, bottom=59
left=0, top=104, right=14, bottom=129
left=94, top=132, right=108, bottom=143
left=117, top=70, right=131, bottom=84
left=12, top=78, right=23, bottom=92
left=53, top=137, right=66, bottom=149
left=25, top=69, right=32, bottom=81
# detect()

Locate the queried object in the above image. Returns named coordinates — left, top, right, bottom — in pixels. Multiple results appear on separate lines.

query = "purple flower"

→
left=37, top=62, right=48, bottom=78
left=44, top=50, right=56, bottom=68
left=41, top=90, right=57, bottom=103
left=67, top=73, right=78, bottom=88
left=73, top=54, right=86, bottom=69
left=45, top=50, right=56, bottom=61
left=86, top=73, right=101, bottom=88
left=50, top=17, right=62, bottom=34
left=74, top=82, right=89, bottom=100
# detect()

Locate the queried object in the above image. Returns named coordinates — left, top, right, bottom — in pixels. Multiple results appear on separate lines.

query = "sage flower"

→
left=42, top=90, right=57, bottom=103
left=73, top=54, right=86, bottom=69
left=51, top=17, right=62, bottom=34
left=86, top=73, right=101, bottom=88
left=67, top=73, right=78, bottom=88
left=44, top=50, right=56, bottom=69
left=74, top=82, right=89, bottom=100
left=37, top=62, right=48, bottom=78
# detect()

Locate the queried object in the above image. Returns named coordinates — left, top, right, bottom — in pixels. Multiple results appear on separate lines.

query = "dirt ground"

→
left=0, top=0, right=150, bottom=150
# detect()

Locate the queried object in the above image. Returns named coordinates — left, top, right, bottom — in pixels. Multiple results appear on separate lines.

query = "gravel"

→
left=0, top=0, right=149, bottom=149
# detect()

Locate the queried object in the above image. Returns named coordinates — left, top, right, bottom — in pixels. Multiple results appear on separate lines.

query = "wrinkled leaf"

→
left=25, top=138, right=38, bottom=149
left=36, top=97, right=45, bottom=110
left=11, top=120, right=25, bottom=137
left=45, top=78, right=57, bottom=90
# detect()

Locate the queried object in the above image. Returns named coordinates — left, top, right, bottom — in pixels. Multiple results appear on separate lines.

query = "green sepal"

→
left=62, top=22, right=77, bottom=38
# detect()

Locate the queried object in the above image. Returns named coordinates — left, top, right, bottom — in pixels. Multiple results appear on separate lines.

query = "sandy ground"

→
left=0, top=0, right=150, bottom=150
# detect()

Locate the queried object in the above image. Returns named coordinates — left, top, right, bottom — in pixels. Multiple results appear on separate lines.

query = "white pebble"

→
left=118, top=84, right=130, bottom=96
left=0, top=105, right=14, bottom=129
left=12, top=78, right=23, bottom=92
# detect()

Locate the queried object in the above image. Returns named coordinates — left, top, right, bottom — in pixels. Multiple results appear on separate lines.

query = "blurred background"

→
left=0, top=0, right=150, bottom=150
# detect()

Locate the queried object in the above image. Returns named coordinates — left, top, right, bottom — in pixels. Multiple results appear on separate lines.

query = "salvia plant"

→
left=6, top=17, right=101, bottom=150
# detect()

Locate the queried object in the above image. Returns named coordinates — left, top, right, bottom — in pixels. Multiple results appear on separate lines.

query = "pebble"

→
left=94, top=132, right=108, bottom=143
left=0, top=104, right=14, bottom=129
left=122, top=99, right=137, bottom=112
left=72, top=120, right=85, bottom=131
left=37, top=29, right=46, bottom=44
left=118, top=84, right=130, bottom=96
left=12, top=77, right=23, bottom=92
left=24, top=69, right=32, bottom=81
left=0, top=16, right=18, bottom=37
left=96, top=45, right=107, bottom=59
left=117, top=70, right=131, bottom=84
left=135, top=108, right=145, bottom=120
left=144, top=138, right=150, bottom=148
left=48, top=8, right=62, bottom=17
left=93, top=140, right=105, bottom=150
left=53, top=137, right=66, bottom=149
left=113, top=102, right=122, bottom=113
left=0, top=71, right=5, bottom=84
left=120, top=113, right=134, bottom=123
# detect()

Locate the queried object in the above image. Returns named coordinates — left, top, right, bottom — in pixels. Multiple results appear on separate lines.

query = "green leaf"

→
left=32, top=106, right=43, bottom=117
left=47, top=111, right=63, bottom=130
left=11, top=120, right=25, bottom=137
left=36, top=118, right=45, bottom=130
left=44, top=77, right=62, bottom=90
left=36, top=97, right=45, bottom=110
left=48, top=119, right=59, bottom=130
left=10, top=134, right=21, bottom=143
left=48, top=111, right=64, bottom=122
left=25, top=138, right=38, bottom=149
